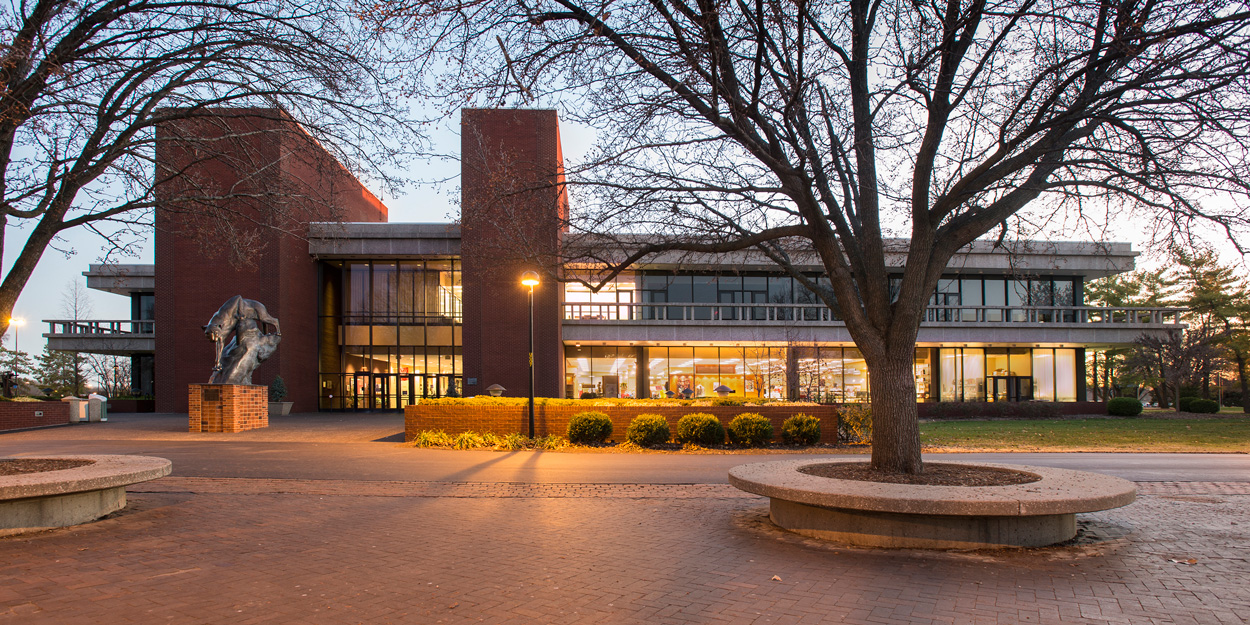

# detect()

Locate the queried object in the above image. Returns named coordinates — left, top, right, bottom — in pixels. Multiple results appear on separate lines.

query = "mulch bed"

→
left=798, top=462, right=1040, bottom=486
left=0, top=459, right=93, bottom=477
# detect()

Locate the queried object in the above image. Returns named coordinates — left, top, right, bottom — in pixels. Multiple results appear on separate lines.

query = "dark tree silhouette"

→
left=384, top=0, right=1250, bottom=472
left=1, top=0, right=412, bottom=338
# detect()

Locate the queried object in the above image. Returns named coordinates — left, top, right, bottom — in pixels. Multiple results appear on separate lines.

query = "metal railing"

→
left=44, top=319, right=155, bottom=335
left=563, top=302, right=1185, bottom=325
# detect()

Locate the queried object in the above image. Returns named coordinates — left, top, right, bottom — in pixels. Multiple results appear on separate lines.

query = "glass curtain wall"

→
left=319, top=260, right=462, bottom=410
left=633, top=272, right=1077, bottom=323
left=566, top=344, right=1078, bottom=402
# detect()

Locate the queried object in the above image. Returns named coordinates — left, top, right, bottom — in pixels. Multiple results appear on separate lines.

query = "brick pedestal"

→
left=188, top=384, right=268, bottom=432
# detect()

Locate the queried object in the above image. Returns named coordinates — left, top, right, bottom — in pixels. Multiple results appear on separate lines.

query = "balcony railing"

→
left=44, top=319, right=155, bottom=336
left=563, top=303, right=1184, bottom=326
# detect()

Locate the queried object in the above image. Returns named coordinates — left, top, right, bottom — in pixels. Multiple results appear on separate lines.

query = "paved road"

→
left=1, top=412, right=1247, bottom=624
left=1, top=413, right=1246, bottom=483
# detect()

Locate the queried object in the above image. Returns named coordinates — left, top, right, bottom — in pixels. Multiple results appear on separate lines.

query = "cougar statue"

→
left=203, top=295, right=282, bottom=385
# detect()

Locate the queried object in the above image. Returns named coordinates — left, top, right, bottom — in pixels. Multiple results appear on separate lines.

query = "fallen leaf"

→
left=771, top=575, right=782, bottom=582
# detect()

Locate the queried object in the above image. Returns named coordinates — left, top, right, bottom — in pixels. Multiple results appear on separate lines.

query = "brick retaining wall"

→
left=405, top=404, right=840, bottom=444
left=0, top=401, right=70, bottom=432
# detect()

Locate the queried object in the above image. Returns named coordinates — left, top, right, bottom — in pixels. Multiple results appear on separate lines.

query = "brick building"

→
left=45, top=108, right=1183, bottom=412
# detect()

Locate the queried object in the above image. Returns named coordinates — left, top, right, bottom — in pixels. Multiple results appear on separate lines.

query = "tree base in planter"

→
left=729, top=458, right=1136, bottom=549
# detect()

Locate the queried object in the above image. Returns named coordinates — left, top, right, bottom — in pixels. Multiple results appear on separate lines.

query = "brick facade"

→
left=460, top=109, right=567, bottom=400
left=0, top=402, right=70, bottom=432
left=188, top=384, right=268, bottom=432
left=405, top=404, right=840, bottom=444
left=155, top=110, right=387, bottom=413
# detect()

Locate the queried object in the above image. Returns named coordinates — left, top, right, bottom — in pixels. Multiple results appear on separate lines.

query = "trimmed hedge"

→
left=674, top=413, right=726, bottom=446
left=418, top=396, right=819, bottom=407
left=727, top=413, right=773, bottom=447
left=625, top=413, right=671, bottom=447
left=1177, top=396, right=1197, bottom=412
left=1106, top=397, right=1143, bottom=417
left=1188, top=398, right=1220, bottom=414
left=781, top=413, right=821, bottom=445
left=567, top=411, right=613, bottom=444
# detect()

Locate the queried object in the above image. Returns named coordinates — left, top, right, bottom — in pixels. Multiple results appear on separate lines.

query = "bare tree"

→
left=87, top=353, right=130, bottom=397
left=1, top=0, right=413, bottom=334
left=58, top=279, right=93, bottom=395
left=385, top=0, right=1250, bottom=472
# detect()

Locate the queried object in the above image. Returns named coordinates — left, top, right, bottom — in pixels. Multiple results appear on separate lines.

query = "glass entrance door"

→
left=352, top=373, right=370, bottom=410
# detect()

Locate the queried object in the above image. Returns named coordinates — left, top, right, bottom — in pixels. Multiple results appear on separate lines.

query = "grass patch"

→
left=921, top=418, right=1250, bottom=452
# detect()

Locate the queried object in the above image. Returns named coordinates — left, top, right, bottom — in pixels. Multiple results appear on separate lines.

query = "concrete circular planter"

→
left=0, top=455, right=172, bottom=537
left=729, top=458, right=1136, bottom=549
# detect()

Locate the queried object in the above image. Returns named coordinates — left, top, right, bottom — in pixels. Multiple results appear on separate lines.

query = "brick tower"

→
left=460, top=109, right=567, bottom=399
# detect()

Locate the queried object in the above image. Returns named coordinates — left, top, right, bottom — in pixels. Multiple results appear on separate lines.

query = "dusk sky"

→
left=2, top=114, right=1240, bottom=357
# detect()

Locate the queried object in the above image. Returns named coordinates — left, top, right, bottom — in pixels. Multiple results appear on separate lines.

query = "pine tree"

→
left=36, top=346, right=83, bottom=398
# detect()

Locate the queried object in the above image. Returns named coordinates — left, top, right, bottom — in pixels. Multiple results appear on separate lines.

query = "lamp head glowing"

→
left=9, top=317, right=24, bottom=327
left=520, top=271, right=540, bottom=287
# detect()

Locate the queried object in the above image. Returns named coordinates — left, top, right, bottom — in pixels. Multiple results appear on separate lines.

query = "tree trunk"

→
left=867, top=349, right=922, bottom=474
left=1236, top=352, right=1249, bottom=414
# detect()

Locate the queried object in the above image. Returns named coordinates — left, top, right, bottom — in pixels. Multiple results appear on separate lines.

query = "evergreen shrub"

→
left=268, top=376, right=288, bottom=402
left=1178, top=396, right=1197, bottom=412
left=1189, top=398, right=1219, bottom=414
left=674, top=413, right=725, bottom=446
left=838, top=404, right=872, bottom=443
left=781, top=413, right=821, bottom=445
left=625, top=413, right=671, bottom=447
left=727, top=413, right=773, bottom=447
left=1106, top=397, right=1143, bottom=417
left=566, top=411, right=613, bottom=444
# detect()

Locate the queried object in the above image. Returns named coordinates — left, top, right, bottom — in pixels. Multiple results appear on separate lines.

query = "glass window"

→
left=1009, top=348, right=1031, bottom=376
left=984, top=279, right=1005, bottom=322
left=1054, top=280, right=1075, bottom=322
left=691, top=347, right=720, bottom=397
left=914, top=348, right=932, bottom=402
left=1009, top=279, right=1029, bottom=322
left=347, top=262, right=370, bottom=317
left=940, top=348, right=961, bottom=401
left=1056, top=348, right=1077, bottom=402
left=962, top=348, right=985, bottom=401
left=742, top=347, right=771, bottom=398
left=1033, top=349, right=1055, bottom=401
left=960, top=279, right=982, bottom=322
left=644, top=347, right=669, bottom=399
left=668, top=347, right=695, bottom=399
left=819, top=348, right=844, bottom=403
left=986, top=348, right=1008, bottom=376
left=843, top=348, right=869, bottom=403
left=718, top=346, right=746, bottom=398
left=692, top=275, right=716, bottom=320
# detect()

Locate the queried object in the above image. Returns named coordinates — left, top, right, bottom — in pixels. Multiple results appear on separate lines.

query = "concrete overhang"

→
left=565, top=237, right=1138, bottom=280
left=308, top=222, right=461, bottom=258
left=83, top=264, right=155, bottom=296
left=561, top=321, right=1173, bottom=348
left=44, top=335, right=154, bottom=355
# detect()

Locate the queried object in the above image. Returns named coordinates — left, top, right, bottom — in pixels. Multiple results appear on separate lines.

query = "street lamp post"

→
left=8, top=317, right=24, bottom=362
left=521, top=271, right=540, bottom=438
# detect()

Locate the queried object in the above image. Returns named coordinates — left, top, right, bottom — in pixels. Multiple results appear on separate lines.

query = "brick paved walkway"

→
left=1, top=477, right=1246, bottom=624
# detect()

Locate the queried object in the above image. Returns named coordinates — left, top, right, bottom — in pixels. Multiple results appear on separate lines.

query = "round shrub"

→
left=1106, top=397, right=1143, bottom=417
left=566, top=411, right=613, bottom=444
left=625, top=413, right=671, bottom=447
left=781, top=413, right=821, bottom=445
left=675, top=413, right=725, bottom=446
left=727, top=413, right=773, bottom=447
left=1188, top=398, right=1219, bottom=414
left=1177, top=396, right=1197, bottom=412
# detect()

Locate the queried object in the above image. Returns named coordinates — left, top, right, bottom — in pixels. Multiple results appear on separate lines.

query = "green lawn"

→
left=919, top=418, right=1250, bottom=452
